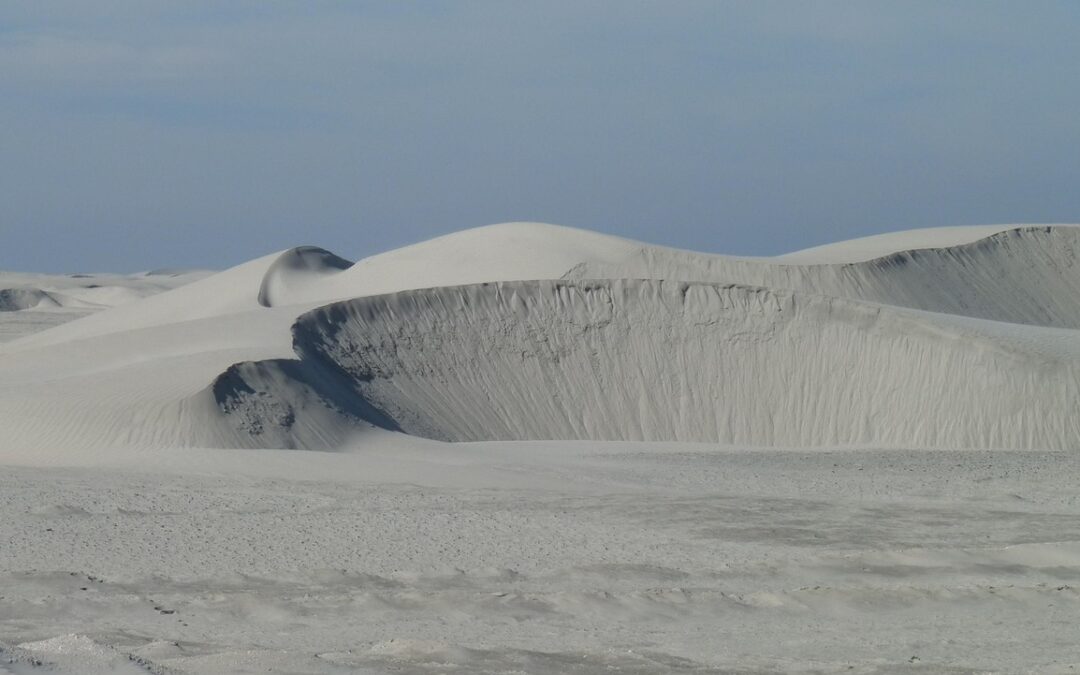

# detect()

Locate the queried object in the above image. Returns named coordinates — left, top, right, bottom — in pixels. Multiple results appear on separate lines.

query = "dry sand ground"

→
left=2, top=444, right=1080, bottom=673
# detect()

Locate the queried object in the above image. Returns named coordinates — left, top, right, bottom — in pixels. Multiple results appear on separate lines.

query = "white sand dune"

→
left=0, top=268, right=208, bottom=343
left=4, top=222, right=1080, bottom=673
left=233, top=278, right=1079, bottom=449
left=3, top=223, right=644, bottom=349
left=565, top=225, right=1080, bottom=327
left=15, top=222, right=1080, bottom=355
left=776, top=223, right=1023, bottom=263
left=0, top=268, right=208, bottom=311
left=5, top=221, right=1080, bottom=452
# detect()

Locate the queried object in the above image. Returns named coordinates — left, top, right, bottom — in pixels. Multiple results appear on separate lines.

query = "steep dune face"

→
left=566, top=226, right=1080, bottom=327
left=215, top=278, right=1080, bottom=450
left=210, top=357, right=398, bottom=449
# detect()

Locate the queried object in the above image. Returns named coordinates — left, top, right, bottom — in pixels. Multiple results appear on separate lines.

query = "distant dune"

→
left=0, top=268, right=208, bottom=344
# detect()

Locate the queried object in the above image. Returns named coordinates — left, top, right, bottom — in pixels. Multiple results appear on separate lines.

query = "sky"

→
left=2, top=1, right=1079, bottom=273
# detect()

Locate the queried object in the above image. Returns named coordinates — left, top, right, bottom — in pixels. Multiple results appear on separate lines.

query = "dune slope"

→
left=12, top=222, right=1080, bottom=351
left=4, top=221, right=1080, bottom=453
left=211, top=278, right=1080, bottom=449
left=566, top=226, right=1080, bottom=327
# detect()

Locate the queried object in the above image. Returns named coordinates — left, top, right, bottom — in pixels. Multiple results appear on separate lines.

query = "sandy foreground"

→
left=2, top=443, right=1080, bottom=674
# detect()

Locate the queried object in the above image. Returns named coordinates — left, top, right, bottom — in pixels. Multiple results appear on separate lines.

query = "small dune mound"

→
left=0, top=288, right=61, bottom=311
left=257, top=246, right=354, bottom=308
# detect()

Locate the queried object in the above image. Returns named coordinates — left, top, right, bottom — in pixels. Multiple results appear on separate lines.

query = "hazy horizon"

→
left=3, top=1, right=1079, bottom=273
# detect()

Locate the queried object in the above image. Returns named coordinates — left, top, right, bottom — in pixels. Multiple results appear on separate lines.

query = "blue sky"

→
left=2, top=1, right=1079, bottom=272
